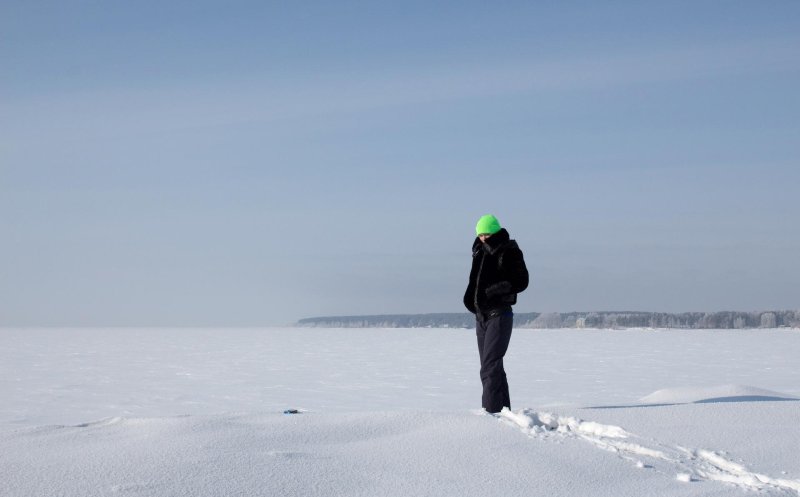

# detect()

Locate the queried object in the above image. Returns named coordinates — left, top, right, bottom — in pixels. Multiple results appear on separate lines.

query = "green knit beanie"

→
left=475, top=214, right=502, bottom=236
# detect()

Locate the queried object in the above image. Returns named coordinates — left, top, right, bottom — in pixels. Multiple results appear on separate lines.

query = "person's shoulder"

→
left=499, top=238, right=521, bottom=253
left=501, top=240, right=525, bottom=259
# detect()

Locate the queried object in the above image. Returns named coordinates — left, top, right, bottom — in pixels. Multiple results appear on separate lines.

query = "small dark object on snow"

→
left=283, top=409, right=300, bottom=414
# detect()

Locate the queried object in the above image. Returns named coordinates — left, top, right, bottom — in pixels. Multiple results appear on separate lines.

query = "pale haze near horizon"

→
left=2, top=2, right=799, bottom=326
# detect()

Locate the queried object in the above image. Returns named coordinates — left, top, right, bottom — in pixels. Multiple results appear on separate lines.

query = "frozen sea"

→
left=1, top=327, right=799, bottom=496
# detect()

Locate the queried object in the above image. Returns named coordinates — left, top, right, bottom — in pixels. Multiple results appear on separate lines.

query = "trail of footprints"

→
left=493, top=408, right=800, bottom=495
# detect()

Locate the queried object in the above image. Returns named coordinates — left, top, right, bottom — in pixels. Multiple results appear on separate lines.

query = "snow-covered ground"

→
left=1, top=327, right=799, bottom=496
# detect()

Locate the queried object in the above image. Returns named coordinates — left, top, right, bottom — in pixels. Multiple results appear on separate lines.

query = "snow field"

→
left=1, top=327, right=799, bottom=496
left=2, top=327, right=798, bottom=427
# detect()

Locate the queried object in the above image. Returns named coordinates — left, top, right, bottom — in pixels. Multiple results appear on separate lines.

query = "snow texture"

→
left=1, top=327, right=799, bottom=496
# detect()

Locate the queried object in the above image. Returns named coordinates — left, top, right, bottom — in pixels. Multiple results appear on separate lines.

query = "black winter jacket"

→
left=463, top=228, right=529, bottom=315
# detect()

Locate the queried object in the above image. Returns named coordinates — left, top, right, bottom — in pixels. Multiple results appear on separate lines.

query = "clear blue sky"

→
left=2, top=1, right=799, bottom=326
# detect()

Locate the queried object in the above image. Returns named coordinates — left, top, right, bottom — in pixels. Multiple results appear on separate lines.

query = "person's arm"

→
left=485, top=248, right=528, bottom=297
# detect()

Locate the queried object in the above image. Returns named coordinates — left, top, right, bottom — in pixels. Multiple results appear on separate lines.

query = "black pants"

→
left=476, top=311, right=513, bottom=413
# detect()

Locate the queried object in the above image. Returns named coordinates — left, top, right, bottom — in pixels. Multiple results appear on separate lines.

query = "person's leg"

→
left=476, top=317, right=487, bottom=358
left=479, top=313, right=513, bottom=413
left=476, top=316, right=487, bottom=400
left=499, top=313, right=513, bottom=409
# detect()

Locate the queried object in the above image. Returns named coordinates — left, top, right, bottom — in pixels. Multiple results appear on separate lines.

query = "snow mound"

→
left=639, top=385, right=799, bottom=405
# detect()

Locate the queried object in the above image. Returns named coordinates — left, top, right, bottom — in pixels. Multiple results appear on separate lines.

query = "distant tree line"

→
left=297, top=313, right=476, bottom=329
left=297, top=310, right=800, bottom=329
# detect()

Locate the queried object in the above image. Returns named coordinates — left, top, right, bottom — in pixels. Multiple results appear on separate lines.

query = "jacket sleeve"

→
left=502, top=247, right=529, bottom=294
left=463, top=254, right=478, bottom=314
left=463, top=285, right=476, bottom=314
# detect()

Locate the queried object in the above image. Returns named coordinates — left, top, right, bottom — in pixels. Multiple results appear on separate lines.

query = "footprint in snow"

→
left=487, top=407, right=800, bottom=495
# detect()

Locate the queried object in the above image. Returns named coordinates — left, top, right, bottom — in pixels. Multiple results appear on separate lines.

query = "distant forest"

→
left=297, top=310, right=800, bottom=329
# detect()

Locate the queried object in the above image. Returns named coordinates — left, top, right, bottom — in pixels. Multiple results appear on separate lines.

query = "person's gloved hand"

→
left=485, top=281, right=512, bottom=298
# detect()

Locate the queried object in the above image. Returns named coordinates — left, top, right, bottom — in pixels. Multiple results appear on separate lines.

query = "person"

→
left=463, top=214, right=529, bottom=413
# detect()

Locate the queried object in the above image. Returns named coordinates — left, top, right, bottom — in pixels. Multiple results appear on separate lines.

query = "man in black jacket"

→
left=463, top=214, right=529, bottom=413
